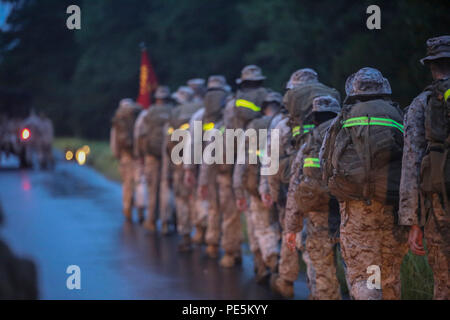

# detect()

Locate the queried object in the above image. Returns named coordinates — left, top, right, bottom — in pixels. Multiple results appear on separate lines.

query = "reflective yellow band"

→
left=179, top=123, right=190, bottom=130
left=445, top=88, right=450, bottom=102
left=167, top=127, right=174, bottom=135
left=203, top=122, right=215, bottom=131
left=292, top=124, right=315, bottom=137
left=343, top=116, right=403, bottom=133
left=235, top=99, right=261, bottom=112
left=303, top=157, right=320, bottom=168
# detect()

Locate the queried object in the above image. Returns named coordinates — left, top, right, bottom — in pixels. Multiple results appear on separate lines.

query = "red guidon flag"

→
left=137, top=45, right=158, bottom=109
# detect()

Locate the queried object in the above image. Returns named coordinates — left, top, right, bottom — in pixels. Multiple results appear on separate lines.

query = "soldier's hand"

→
left=261, top=193, right=273, bottom=208
left=184, top=169, right=196, bottom=187
left=236, top=198, right=247, bottom=211
left=198, top=185, right=208, bottom=200
left=286, top=233, right=297, bottom=252
left=408, top=225, right=426, bottom=256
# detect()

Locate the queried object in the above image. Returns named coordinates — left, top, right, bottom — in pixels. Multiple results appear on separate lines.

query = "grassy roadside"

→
left=54, top=137, right=120, bottom=181
left=54, top=137, right=434, bottom=299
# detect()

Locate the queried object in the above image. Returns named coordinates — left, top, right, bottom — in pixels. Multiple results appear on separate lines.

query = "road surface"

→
left=0, top=154, right=309, bottom=299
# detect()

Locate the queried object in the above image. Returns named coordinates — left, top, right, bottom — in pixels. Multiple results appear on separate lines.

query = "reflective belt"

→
left=445, top=88, right=450, bottom=102
left=303, top=157, right=320, bottom=168
left=342, top=116, right=404, bottom=133
left=235, top=99, right=261, bottom=112
left=203, top=122, right=215, bottom=131
left=303, top=124, right=315, bottom=133
left=292, top=124, right=315, bottom=137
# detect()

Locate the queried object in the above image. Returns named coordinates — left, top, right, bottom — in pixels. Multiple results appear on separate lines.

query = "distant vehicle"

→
left=0, top=87, right=54, bottom=169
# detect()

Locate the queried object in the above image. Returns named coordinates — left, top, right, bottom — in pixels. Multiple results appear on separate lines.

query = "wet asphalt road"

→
left=0, top=154, right=308, bottom=299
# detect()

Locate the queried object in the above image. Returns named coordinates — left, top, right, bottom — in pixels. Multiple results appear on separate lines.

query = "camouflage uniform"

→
left=166, top=86, right=201, bottom=250
left=184, top=107, right=209, bottom=243
left=110, top=98, right=141, bottom=219
left=135, top=86, right=173, bottom=230
left=285, top=96, right=342, bottom=300
left=399, top=36, right=450, bottom=300
left=321, top=68, right=408, bottom=300
left=233, top=93, right=283, bottom=279
left=268, top=68, right=324, bottom=298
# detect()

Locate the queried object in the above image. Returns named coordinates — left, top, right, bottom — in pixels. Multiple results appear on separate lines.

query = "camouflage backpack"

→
left=203, top=89, right=229, bottom=124
left=143, top=104, right=173, bottom=158
left=323, top=98, right=404, bottom=205
left=112, top=103, right=140, bottom=154
left=166, top=101, right=203, bottom=156
left=284, top=82, right=340, bottom=147
left=296, top=120, right=332, bottom=213
left=242, top=115, right=272, bottom=196
left=233, top=87, right=269, bottom=126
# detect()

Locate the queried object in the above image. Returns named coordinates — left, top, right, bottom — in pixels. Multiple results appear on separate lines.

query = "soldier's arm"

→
left=398, top=92, right=429, bottom=226
left=110, top=126, right=119, bottom=159
left=285, top=146, right=306, bottom=233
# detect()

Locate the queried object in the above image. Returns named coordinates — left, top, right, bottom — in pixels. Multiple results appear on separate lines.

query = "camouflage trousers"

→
left=118, top=152, right=135, bottom=215
left=206, top=172, right=242, bottom=255
left=425, top=194, right=449, bottom=300
left=245, top=195, right=280, bottom=265
left=278, top=205, right=300, bottom=282
left=303, top=211, right=341, bottom=300
left=173, top=166, right=195, bottom=236
left=144, top=155, right=160, bottom=223
left=194, top=198, right=209, bottom=230
left=339, top=200, right=408, bottom=300
left=134, top=159, right=147, bottom=210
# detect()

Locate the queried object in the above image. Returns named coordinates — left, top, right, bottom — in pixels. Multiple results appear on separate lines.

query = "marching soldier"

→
left=110, top=98, right=141, bottom=221
left=285, top=95, right=342, bottom=300
left=399, top=35, right=450, bottom=300
left=320, top=67, right=408, bottom=299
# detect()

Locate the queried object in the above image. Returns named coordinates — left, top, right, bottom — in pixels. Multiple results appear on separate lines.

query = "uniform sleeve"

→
left=133, top=110, right=147, bottom=158
left=398, top=92, right=429, bottom=226
left=161, top=123, right=171, bottom=186
left=284, top=144, right=306, bottom=233
left=110, top=126, right=119, bottom=159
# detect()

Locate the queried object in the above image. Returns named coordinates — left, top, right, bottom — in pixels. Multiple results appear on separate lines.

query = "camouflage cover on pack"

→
left=203, top=89, right=229, bottom=124
left=166, top=101, right=203, bottom=155
left=242, top=115, right=272, bottom=196
left=296, top=120, right=332, bottom=213
left=112, top=101, right=141, bottom=155
left=323, top=98, right=404, bottom=205
left=142, top=103, right=173, bottom=158
left=233, top=87, right=269, bottom=125
left=284, top=82, right=341, bottom=125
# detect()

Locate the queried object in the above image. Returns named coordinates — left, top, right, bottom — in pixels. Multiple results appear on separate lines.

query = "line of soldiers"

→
left=110, top=35, right=449, bottom=300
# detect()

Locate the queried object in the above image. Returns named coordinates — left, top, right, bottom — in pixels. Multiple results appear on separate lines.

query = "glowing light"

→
left=21, top=128, right=30, bottom=140
left=82, top=145, right=90, bottom=155
left=65, top=150, right=74, bottom=161
left=75, top=149, right=86, bottom=165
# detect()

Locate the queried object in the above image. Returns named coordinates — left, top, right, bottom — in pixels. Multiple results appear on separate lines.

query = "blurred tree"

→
left=0, top=0, right=448, bottom=138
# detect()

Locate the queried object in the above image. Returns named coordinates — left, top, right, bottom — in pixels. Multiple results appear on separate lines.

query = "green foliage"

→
left=0, top=0, right=448, bottom=139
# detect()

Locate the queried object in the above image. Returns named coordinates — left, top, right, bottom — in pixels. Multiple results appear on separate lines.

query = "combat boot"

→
left=161, top=222, right=170, bottom=236
left=137, top=208, right=145, bottom=224
left=192, top=226, right=206, bottom=245
left=123, top=207, right=132, bottom=222
left=219, top=252, right=238, bottom=268
left=270, top=274, right=294, bottom=298
left=143, top=220, right=156, bottom=232
left=178, top=235, right=192, bottom=252
left=206, top=245, right=219, bottom=259
left=253, top=250, right=270, bottom=284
